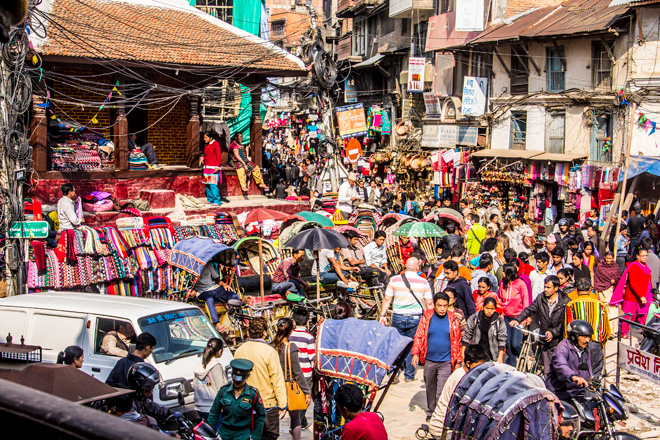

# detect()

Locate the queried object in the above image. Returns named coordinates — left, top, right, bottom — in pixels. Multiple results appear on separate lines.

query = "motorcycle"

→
left=162, top=412, right=218, bottom=440
left=638, top=289, right=660, bottom=356
left=559, top=366, right=640, bottom=440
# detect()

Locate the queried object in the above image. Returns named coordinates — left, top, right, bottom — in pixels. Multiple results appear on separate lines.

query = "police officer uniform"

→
left=208, top=359, right=266, bottom=440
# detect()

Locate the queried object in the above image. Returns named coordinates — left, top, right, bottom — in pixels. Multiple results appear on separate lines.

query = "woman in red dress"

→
left=611, top=248, right=653, bottom=337
left=200, top=131, right=222, bottom=205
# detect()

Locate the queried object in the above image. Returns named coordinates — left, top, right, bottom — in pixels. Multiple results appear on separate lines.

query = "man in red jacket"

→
left=411, top=291, right=463, bottom=422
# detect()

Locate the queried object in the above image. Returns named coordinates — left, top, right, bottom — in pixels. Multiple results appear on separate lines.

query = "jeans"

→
left=272, top=280, right=305, bottom=297
left=391, top=313, right=422, bottom=380
left=504, top=316, right=523, bottom=367
left=319, top=270, right=349, bottom=285
left=198, top=286, right=241, bottom=324
left=616, top=255, right=627, bottom=276
left=205, top=183, right=221, bottom=205
left=423, top=360, right=452, bottom=417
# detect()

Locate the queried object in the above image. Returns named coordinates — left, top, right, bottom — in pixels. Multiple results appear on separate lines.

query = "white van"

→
left=0, top=292, right=233, bottom=407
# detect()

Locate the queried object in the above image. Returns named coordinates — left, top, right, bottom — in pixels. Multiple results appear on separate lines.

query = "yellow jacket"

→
left=234, top=340, right=287, bottom=409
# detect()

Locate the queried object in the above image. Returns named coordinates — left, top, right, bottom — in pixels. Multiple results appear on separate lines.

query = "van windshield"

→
left=138, top=308, right=217, bottom=363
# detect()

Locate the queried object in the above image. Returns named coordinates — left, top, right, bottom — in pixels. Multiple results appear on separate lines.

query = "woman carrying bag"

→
left=193, top=338, right=228, bottom=421
left=271, top=318, right=311, bottom=440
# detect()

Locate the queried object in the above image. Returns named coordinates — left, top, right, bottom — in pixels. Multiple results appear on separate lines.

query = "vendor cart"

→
left=314, top=318, right=413, bottom=440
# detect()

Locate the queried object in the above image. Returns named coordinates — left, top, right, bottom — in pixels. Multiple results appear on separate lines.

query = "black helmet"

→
left=558, top=218, right=570, bottom=227
left=127, top=362, right=162, bottom=393
left=567, top=320, right=594, bottom=345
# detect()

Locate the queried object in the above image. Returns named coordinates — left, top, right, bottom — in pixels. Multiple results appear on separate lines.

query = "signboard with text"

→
left=456, top=0, right=485, bottom=31
left=618, top=342, right=660, bottom=386
left=461, top=76, right=488, bottom=116
left=422, top=124, right=478, bottom=147
left=424, top=93, right=442, bottom=117
left=407, top=57, right=426, bottom=93
left=8, top=221, right=49, bottom=239
left=344, top=78, right=358, bottom=103
left=336, top=103, right=368, bottom=139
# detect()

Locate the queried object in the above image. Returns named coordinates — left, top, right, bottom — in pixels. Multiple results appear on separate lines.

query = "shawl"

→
left=593, top=262, right=620, bottom=292
left=611, top=261, right=653, bottom=312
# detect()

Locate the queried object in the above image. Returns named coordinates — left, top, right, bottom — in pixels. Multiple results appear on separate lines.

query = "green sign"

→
left=8, top=221, right=49, bottom=239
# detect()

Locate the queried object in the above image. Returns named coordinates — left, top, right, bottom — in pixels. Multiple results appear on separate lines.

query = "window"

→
left=510, top=49, right=528, bottom=95
left=413, top=21, right=429, bottom=57
left=592, top=41, right=612, bottom=89
left=272, top=19, right=286, bottom=37
left=441, top=0, right=455, bottom=13
left=95, top=318, right=134, bottom=355
left=510, top=111, right=527, bottom=150
left=545, top=110, right=565, bottom=154
left=402, top=18, right=409, bottom=36
left=195, top=0, right=233, bottom=24
left=380, top=14, right=395, bottom=36
left=547, top=46, right=565, bottom=92
left=590, top=114, right=612, bottom=162
left=353, top=18, right=368, bottom=56
left=453, top=50, right=470, bottom=96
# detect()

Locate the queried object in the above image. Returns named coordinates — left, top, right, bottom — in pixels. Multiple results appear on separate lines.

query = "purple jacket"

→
left=545, top=338, right=592, bottom=400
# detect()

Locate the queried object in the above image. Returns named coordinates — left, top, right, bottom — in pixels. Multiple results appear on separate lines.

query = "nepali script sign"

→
left=336, top=103, right=368, bottom=139
left=618, top=342, right=660, bottom=386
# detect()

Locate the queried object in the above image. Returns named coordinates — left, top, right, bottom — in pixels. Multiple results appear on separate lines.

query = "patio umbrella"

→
left=284, top=228, right=350, bottom=299
left=295, top=211, right=335, bottom=228
left=393, top=221, right=447, bottom=238
left=244, top=208, right=288, bottom=306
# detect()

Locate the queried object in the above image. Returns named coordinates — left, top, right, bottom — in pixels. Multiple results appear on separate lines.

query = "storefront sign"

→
left=8, top=221, right=48, bottom=239
left=618, top=342, right=660, bottom=386
left=422, top=124, right=478, bottom=147
left=407, top=57, right=426, bottom=93
left=344, top=78, right=358, bottom=103
left=456, top=0, right=485, bottom=31
left=424, top=93, right=442, bottom=117
left=336, top=103, right=368, bottom=139
left=461, top=76, right=487, bottom=116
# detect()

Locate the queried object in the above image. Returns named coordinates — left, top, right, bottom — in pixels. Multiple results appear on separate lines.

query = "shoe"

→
left=426, top=416, right=432, bottom=422
left=301, top=422, right=310, bottom=431
left=221, top=197, right=230, bottom=203
left=404, top=378, right=417, bottom=383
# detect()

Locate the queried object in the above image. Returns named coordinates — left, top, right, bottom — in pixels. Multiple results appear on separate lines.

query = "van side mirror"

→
left=177, top=391, right=185, bottom=407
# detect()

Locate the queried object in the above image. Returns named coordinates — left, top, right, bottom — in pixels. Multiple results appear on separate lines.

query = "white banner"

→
left=618, top=342, right=660, bottom=386
left=408, top=57, right=426, bottom=93
left=461, top=76, right=487, bottom=116
left=456, top=0, right=485, bottom=31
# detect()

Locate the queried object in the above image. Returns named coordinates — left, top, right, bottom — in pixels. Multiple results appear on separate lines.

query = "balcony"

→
left=337, top=0, right=356, bottom=17
left=390, top=0, right=434, bottom=19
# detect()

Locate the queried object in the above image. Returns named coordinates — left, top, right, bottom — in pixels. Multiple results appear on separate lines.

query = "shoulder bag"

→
left=284, top=343, right=307, bottom=411
left=401, top=273, right=425, bottom=311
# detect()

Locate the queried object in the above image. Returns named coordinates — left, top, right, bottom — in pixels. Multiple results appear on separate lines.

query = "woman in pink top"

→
left=498, top=263, right=530, bottom=367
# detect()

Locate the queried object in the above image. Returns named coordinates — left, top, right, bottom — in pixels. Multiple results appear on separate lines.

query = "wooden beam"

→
left=510, top=46, right=529, bottom=74
left=599, top=36, right=615, bottom=62
left=493, top=47, right=511, bottom=77
left=552, top=40, right=566, bottom=70
left=516, top=44, right=541, bottom=75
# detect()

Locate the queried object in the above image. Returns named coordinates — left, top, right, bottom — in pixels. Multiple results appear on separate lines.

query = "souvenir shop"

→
left=48, top=127, right=114, bottom=172
left=26, top=214, right=240, bottom=297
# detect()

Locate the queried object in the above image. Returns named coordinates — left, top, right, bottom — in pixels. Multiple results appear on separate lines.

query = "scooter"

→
left=559, top=366, right=640, bottom=440
left=638, top=289, right=660, bottom=356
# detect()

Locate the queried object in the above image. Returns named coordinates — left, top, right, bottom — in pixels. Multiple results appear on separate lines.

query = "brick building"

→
left=30, top=0, right=304, bottom=205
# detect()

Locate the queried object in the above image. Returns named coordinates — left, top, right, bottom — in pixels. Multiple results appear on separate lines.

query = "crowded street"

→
left=5, top=0, right=660, bottom=439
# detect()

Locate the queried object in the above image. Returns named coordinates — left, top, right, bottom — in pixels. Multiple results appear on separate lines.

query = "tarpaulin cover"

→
left=316, top=318, right=413, bottom=387
left=444, top=363, right=562, bottom=440
left=169, top=237, right=233, bottom=277
left=618, top=155, right=660, bottom=181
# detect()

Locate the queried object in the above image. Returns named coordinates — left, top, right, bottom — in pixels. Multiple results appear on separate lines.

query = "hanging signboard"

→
left=618, top=342, right=660, bottom=386
left=407, top=57, right=426, bottom=93
left=455, top=0, right=485, bottom=31
left=346, top=138, right=363, bottom=163
left=422, top=124, right=479, bottom=147
left=344, top=78, right=358, bottom=103
left=8, top=221, right=49, bottom=239
left=424, top=93, right=442, bottom=117
left=336, top=103, right=368, bottom=139
left=461, top=76, right=488, bottom=116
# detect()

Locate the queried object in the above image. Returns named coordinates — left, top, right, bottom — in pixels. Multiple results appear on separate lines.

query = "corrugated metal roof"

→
left=469, top=0, right=630, bottom=45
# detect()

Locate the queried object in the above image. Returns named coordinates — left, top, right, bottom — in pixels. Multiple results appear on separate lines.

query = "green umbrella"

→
left=296, top=211, right=335, bottom=228
left=393, top=221, right=447, bottom=238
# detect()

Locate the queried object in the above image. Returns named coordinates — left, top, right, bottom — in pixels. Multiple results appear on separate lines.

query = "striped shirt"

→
left=288, top=327, right=315, bottom=379
left=385, top=271, right=432, bottom=315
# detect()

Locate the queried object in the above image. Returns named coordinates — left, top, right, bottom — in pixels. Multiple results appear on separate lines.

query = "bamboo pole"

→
left=613, top=102, right=637, bottom=251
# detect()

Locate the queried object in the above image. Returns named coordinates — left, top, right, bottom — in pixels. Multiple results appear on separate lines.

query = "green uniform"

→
left=208, top=382, right=266, bottom=440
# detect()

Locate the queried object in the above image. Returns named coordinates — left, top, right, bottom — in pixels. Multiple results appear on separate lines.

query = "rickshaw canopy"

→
left=169, top=237, right=234, bottom=277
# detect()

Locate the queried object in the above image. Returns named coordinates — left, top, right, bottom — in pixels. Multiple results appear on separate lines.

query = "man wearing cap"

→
left=337, top=172, right=360, bottom=221
left=208, top=359, right=266, bottom=440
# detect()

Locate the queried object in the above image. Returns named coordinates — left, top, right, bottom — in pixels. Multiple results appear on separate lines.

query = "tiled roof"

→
left=35, top=0, right=305, bottom=74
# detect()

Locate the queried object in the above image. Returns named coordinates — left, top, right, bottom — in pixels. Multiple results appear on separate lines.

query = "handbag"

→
left=284, top=343, right=307, bottom=411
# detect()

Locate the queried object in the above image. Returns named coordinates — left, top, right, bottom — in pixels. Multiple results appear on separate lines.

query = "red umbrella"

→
left=245, top=208, right=288, bottom=225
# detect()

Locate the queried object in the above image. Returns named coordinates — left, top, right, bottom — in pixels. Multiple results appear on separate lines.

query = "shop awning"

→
left=618, top=155, right=660, bottom=181
left=353, top=54, right=385, bottom=68
left=471, top=149, right=541, bottom=159
left=531, top=153, right=587, bottom=162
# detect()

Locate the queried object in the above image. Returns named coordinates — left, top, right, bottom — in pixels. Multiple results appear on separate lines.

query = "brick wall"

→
left=147, top=90, right=188, bottom=165
left=506, top=0, right=563, bottom=17
left=51, top=68, right=113, bottom=138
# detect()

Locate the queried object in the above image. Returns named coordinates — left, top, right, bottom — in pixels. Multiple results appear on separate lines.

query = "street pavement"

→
left=280, top=337, right=660, bottom=440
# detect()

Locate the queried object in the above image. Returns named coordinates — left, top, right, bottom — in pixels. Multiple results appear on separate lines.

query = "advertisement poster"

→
left=456, top=0, right=485, bottom=31
left=344, top=78, right=358, bottom=103
left=461, top=76, right=487, bottom=116
left=407, top=57, right=426, bottom=93
left=424, top=93, right=442, bottom=117
left=336, top=103, right=368, bottom=139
